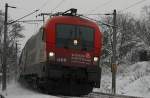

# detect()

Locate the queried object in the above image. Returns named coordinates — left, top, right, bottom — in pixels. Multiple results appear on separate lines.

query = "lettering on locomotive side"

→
left=71, top=53, right=92, bottom=64
left=71, top=54, right=85, bottom=58
left=85, top=53, right=91, bottom=59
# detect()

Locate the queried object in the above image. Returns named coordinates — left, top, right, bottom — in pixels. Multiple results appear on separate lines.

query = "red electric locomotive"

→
left=19, top=9, right=102, bottom=96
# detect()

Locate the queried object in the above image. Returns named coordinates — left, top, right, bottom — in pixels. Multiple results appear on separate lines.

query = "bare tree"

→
left=0, top=10, right=24, bottom=80
left=100, top=12, right=149, bottom=65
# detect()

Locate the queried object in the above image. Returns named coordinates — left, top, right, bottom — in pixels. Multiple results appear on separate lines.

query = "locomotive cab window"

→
left=56, top=24, right=94, bottom=51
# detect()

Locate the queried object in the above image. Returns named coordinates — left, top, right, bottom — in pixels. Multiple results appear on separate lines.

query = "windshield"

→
left=56, top=24, right=94, bottom=51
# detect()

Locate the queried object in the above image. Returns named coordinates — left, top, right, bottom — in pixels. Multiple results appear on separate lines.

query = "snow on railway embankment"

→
left=94, top=61, right=150, bottom=98
left=2, top=81, right=59, bottom=98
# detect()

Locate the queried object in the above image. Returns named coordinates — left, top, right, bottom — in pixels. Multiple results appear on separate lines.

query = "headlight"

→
left=73, top=39, right=78, bottom=45
left=94, top=57, right=99, bottom=62
left=49, top=52, right=55, bottom=57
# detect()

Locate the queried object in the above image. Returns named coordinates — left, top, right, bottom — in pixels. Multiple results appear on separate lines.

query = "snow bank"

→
left=94, top=61, right=150, bottom=98
left=6, top=94, right=58, bottom=98
left=122, top=76, right=150, bottom=98
left=118, top=62, right=150, bottom=98
left=1, top=61, right=150, bottom=98
left=1, top=81, right=59, bottom=98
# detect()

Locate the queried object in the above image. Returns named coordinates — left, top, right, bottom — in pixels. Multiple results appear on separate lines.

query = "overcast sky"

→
left=0, top=0, right=150, bottom=48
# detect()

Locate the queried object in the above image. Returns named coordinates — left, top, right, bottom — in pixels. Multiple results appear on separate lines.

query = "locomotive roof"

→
left=44, top=16, right=99, bottom=28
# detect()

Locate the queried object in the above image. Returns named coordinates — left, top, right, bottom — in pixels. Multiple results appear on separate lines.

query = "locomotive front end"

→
left=19, top=9, right=102, bottom=96
left=44, top=15, right=102, bottom=88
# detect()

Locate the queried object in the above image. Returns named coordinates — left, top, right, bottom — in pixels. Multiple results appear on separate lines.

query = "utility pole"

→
left=15, top=42, right=18, bottom=82
left=2, top=3, right=8, bottom=91
left=2, top=3, right=16, bottom=91
left=111, top=9, right=117, bottom=94
left=37, top=13, right=51, bottom=25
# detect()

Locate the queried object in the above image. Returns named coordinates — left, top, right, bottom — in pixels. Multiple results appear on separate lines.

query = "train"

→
left=18, top=8, right=103, bottom=96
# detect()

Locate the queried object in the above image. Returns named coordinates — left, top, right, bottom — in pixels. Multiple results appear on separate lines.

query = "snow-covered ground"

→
left=1, top=61, right=150, bottom=98
left=94, top=61, right=150, bottom=98
left=1, top=81, right=60, bottom=98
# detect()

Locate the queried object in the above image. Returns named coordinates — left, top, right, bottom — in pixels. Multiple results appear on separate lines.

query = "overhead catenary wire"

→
left=14, top=6, right=34, bottom=13
left=3, top=0, right=53, bottom=25
left=51, top=0, right=66, bottom=12
left=8, top=9, right=39, bottom=25
left=119, top=0, right=147, bottom=12
left=38, top=0, right=53, bottom=11
left=81, top=15, right=116, bottom=28
left=80, top=13, right=113, bottom=16
left=89, top=0, right=112, bottom=13
left=36, top=0, right=67, bottom=24
left=15, top=20, right=43, bottom=23
left=35, top=0, right=66, bottom=25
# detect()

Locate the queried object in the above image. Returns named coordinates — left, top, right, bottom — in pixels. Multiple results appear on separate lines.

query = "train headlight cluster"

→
left=94, top=57, right=99, bottom=62
left=49, top=52, right=55, bottom=61
left=49, top=52, right=55, bottom=57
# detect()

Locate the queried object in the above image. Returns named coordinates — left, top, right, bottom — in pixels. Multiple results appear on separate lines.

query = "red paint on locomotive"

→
left=44, top=16, right=102, bottom=67
left=19, top=9, right=103, bottom=95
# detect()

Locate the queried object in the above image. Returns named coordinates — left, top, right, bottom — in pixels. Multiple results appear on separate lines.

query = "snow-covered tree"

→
left=100, top=12, right=150, bottom=65
left=0, top=10, right=24, bottom=80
